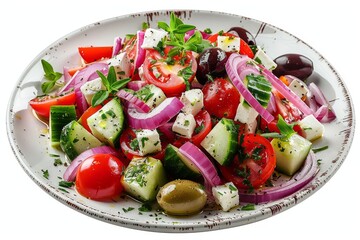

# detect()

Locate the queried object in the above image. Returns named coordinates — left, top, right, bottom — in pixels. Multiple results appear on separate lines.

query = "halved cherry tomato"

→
left=259, top=118, right=304, bottom=137
left=172, top=110, right=212, bottom=147
left=122, top=35, right=139, bottom=79
left=78, top=46, right=113, bottom=64
left=273, top=90, right=302, bottom=123
left=220, top=134, right=276, bottom=189
left=78, top=105, right=102, bottom=133
left=207, top=32, right=254, bottom=58
left=142, top=49, right=197, bottom=96
left=75, top=153, right=124, bottom=201
left=29, top=91, right=76, bottom=118
left=202, top=78, right=240, bottom=119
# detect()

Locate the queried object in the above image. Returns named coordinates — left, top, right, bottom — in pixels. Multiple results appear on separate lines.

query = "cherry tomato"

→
left=122, top=35, right=139, bottom=79
left=259, top=118, right=304, bottom=137
left=142, top=49, right=197, bottom=96
left=29, top=91, right=76, bottom=118
left=78, top=46, right=113, bottom=64
left=273, top=91, right=302, bottom=123
left=75, top=153, right=124, bottom=201
left=220, top=134, right=276, bottom=189
left=207, top=32, right=254, bottom=58
left=202, top=78, right=240, bottom=119
left=172, top=110, right=212, bottom=147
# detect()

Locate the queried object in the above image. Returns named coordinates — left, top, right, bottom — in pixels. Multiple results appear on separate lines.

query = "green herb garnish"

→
left=312, top=145, right=329, bottom=153
left=138, top=203, right=152, bottom=212
left=59, top=180, right=74, bottom=188
left=177, top=66, right=193, bottom=90
left=41, top=169, right=49, bottom=179
left=91, top=66, right=130, bottom=106
left=40, top=59, right=63, bottom=94
left=123, top=207, right=135, bottom=213
left=241, top=204, right=255, bottom=211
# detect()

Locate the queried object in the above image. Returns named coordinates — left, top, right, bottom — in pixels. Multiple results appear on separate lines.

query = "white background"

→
left=1, top=0, right=358, bottom=239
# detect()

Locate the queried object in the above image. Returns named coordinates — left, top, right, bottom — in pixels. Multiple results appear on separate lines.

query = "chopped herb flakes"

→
left=241, top=204, right=255, bottom=211
left=41, top=169, right=49, bottom=179
left=123, top=207, right=135, bottom=213
left=59, top=181, right=74, bottom=188
left=312, top=145, right=328, bottom=153
left=138, top=203, right=152, bottom=212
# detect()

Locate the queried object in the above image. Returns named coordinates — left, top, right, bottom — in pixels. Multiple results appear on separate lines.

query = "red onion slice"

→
left=127, top=97, right=184, bottom=130
left=63, top=146, right=120, bottom=182
left=308, top=82, right=336, bottom=122
left=179, top=142, right=222, bottom=191
left=238, top=150, right=318, bottom=204
left=112, top=37, right=122, bottom=57
left=127, top=81, right=147, bottom=91
left=134, top=31, right=145, bottom=69
left=117, top=89, right=151, bottom=113
left=226, top=53, right=275, bottom=123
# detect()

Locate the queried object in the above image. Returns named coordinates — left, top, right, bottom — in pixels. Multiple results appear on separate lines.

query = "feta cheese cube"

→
left=234, top=100, right=259, bottom=124
left=180, top=89, right=204, bottom=115
left=141, top=28, right=167, bottom=49
left=299, top=114, right=325, bottom=141
left=135, top=129, right=162, bottom=156
left=80, top=77, right=106, bottom=105
left=289, top=79, right=309, bottom=100
left=137, top=84, right=166, bottom=109
left=212, top=182, right=239, bottom=211
left=107, top=52, right=131, bottom=80
left=254, top=48, right=277, bottom=70
left=217, top=36, right=241, bottom=52
left=172, top=113, right=196, bottom=138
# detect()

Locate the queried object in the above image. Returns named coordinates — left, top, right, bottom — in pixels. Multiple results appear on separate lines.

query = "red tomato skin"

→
left=220, top=134, right=276, bottom=189
left=202, top=78, right=240, bottom=119
left=78, top=46, right=113, bottom=64
left=142, top=49, right=197, bottom=97
left=29, top=91, right=76, bottom=118
left=75, top=154, right=124, bottom=201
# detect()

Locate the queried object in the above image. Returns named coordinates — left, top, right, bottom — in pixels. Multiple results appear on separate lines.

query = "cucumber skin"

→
left=60, top=120, right=102, bottom=161
left=49, top=105, right=77, bottom=147
left=201, top=118, right=238, bottom=166
left=163, top=144, right=202, bottom=181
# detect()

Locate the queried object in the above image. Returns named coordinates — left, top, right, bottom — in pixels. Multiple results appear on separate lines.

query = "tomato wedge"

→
left=29, top=91, right=76, bottom=118
left=78, top=105, right=102, bottom=133
left=142, top=49, right=197, bottom=96
left=207, top=32, right=254, bottom=58
left=172, top=110, right=212, bottom=147
left=78, top=46, right=113, bottom=64
left=220, top=134, right=276, bottom=189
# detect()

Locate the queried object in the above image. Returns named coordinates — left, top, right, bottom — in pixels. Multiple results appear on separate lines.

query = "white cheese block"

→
left=107, top=52, right=131, bottom=80
left=80, top=77, right=106, bottom=105
left=180, top=89, right=204, bottom=115
left=212, top=182, right=239, bottom=211
left=217, top=35, right=241, bottom=52
left=172, top=113, right=196, bottom=138
left=254, top=48, right=277, bottom=70
left=135, top=129, right=162, bottom=156
left=288, top=78, right=309, bottom=100
left=299, top=114, right=325, bottom=141
left=234, top=100, right=259, bottom=124
left=141, top=28, right=167, bottom=49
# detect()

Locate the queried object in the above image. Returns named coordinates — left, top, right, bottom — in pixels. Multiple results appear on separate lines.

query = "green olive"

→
left=156, top=179, right=207, bottom=216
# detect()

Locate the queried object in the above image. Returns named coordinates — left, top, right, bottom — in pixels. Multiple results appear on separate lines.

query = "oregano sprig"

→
left=40, top=59, right=63, bottom=94
left=91, top=66, right=130, bottom=106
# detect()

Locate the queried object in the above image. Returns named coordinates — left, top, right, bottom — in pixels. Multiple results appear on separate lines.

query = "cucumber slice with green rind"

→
left=49, top=105, right=77, bottom=147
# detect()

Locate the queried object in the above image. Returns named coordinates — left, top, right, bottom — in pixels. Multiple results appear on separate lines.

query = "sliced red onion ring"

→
left=184, top=29, right=211, bottom=42
left=266, top=92, right=277, bottom=114
left=63, top=146, right=120, bottom=182
left=117, top=89, right=151, bottom=113
left=226, top=54, right=275, bottom=123
left=57, top=70, right=80, bottom=95
left=127, top=97, right=184, bottom=130
left=157, top=122, right=176, bottom=141
left=308, top=82, right=336, bottom=122
left=259, top=64, right=314, bottom=116
left=134, top=31, right=145, bottom=69
left=238, top=150, right=318, bottom=204
left=127, top=81, right=147, bottom=91
left=112, top=37, right=122, bottom=57
left=179, top=142, right=222, bottom=192
left=63, top=66, right=71, bottom=83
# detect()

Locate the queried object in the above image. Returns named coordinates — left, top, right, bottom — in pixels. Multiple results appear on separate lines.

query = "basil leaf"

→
left=41, top=59, right=55, bottom=76
left=107, top=66, right=117, bottom=85
left=97, top=70, right=110, bottom=89
left=185, top=30, right=202, bottom=45
left=111, top=78, right=131, bottom=91
left=41, top=81, right=56, bottom=94
left=170, top=12, right=177, bottom=29
left=173, top=24, right=196, bottom=34
left=158, top=22, right=170, bottom=32
left=91, top=90, right=109, bottom=107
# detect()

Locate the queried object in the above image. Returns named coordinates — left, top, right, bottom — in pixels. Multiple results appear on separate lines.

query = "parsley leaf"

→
left=40, top=59, right=63, bottom=94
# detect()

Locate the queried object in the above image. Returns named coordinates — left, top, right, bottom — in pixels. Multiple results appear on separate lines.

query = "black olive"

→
left=273, top=54, right=314, bottom=81
left=227, top=27, right=256, bottom=45
left=196, top=47, right=228, bottom=85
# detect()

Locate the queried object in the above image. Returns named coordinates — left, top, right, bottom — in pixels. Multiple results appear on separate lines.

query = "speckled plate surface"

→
left=6, top=10, right=355, bottom=232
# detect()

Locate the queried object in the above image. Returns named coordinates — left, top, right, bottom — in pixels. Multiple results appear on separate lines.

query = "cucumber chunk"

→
left=121, top=157, right=166, bottom=202
left=60, top=120, right=102, bottom=160
left=163, top=144, right=201, bottom=180
left=271, top=134, right=312, bottom=176
left=200, top=118, right=238, bottom=165
left=87, top=98, right=125, bottom=148
left=49, top=105, right=77, bottom=148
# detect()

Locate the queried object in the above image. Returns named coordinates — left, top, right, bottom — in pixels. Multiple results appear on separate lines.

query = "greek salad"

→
left=29, top=13, right=336, bottom=216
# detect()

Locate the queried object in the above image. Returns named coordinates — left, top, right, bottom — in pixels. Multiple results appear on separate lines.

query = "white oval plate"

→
left=6, top=10, right=355, bottom=232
